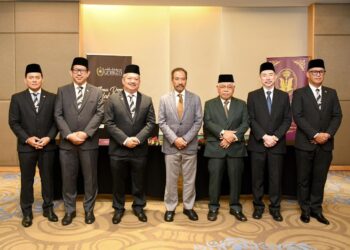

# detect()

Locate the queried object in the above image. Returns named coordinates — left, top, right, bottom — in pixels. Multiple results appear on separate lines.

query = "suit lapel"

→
left=306, top=86, right=320, bottom=111
left=182, top=91, right=192, bottom=120
left=25, top=90, right=37, bottom=114
left=258, top=88, right=271, bottom=117
left=321, top=87, right=328, bottom=112
left=214, top=97, right=228, bottom=124
left=78, top=84, right=91, bottom=112
left=121, top=90, right=133, bottom=122
left=133, top=91, right=142, bottom=122
left=37, top=90, right=47, bottom=114
left=69, top=84, right=79, bottom=111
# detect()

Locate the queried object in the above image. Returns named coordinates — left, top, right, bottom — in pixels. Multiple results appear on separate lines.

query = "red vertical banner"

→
left=267, top=56, right=309, bottom=142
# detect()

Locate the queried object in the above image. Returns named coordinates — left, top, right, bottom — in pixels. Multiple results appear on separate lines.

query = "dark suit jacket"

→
left=54, top=83, right=104, bottom=150
left=9, top=89, right=57, bottom=152
left=104, top=90, right=156, bottom=157
left=247, top=88, right=291, bottom=154
left=292, top=85, right=342, bottom=151
left=203, top=96, right=249, bottom=158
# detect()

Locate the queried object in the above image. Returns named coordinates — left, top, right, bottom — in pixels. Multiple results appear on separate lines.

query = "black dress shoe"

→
left=270, top=210, right=283, bottom=222
left=22, top=215, right=33, bottom=227
left=230, top=209, right=247, bottom=222
left=164, top=211, right=175, bottom=222
left=252, top=209, right=263, bottom=219
left=310, top=212, right=330, bottom=225
left=85, top=211, right=95, bottom=224
left=183, top=209, right=198, bottom=221
left=207, top=210, right=218, bottom=221
left=43, top=208, right=58, bottom=222
left=62, top=211, right=76, bottom=226
left=112, top=210, right=124, bottom=224
left=134, top=210, right=147, bottom=222
left=300, top=212, right=310, bottom=223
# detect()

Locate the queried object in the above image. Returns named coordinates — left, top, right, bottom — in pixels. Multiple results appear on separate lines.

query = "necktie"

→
left=266, top=91, right=272, bottom=114
left=224, top=100, right=229, bottom=118
left=128, top=95, right=135, bottom=117
left=76, top=86, right=83, bottom=109
left=32, top=93, right=39, bottom=113
left=316, top=88, right=322, bottom=110
left=177, top=93, right=183, bottom=119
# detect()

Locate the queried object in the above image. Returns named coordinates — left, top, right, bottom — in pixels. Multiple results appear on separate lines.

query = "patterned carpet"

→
left=0, top=171, right=349, bottom=250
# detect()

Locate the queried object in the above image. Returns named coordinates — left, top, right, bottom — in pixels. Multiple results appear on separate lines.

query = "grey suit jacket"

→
left=204, top=96, right=249, bottom=158
left=54, top=83, right=104, bottom=150
left=159, top=90, right=202, bottom=155
left=9, top=89, right=57, bottom=152
left=104, top=90, right=155, bottom=157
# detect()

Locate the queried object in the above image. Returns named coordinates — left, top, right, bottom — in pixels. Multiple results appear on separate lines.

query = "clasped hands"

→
left=310, top=132, right=330, bottom=145
left=220, top=130, right=238, bottom=149
left=262, top=134, right=279, bottom=148
left=26, top=136, right=51, bottom=149
left=174, top=137, right=187, bottom=150
left=124, top=137, right=140, bottom=148
left=67, top=131, right=88, bottom=145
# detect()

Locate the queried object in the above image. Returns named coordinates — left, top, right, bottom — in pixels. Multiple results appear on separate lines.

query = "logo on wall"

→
left=267, top=56, right=309, bottom=142
left=87, top=54, right=132, bottom=103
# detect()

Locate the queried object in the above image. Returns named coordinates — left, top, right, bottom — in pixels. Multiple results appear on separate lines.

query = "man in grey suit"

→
left=292, top=59, right=342, bottom=225
left=159, top=68, right=202, bottom=222
left=204, top=74, right=249, bottom=222
left=247, top=62, right=291, bottom=222
left=104, top=64, right=155, bottom=224
left=9, top=64, right=58, bottom=227
left=55, top=57, right=104, bottom=225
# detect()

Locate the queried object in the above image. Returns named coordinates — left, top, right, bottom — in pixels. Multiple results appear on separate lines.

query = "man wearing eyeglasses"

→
left=203, top=74, right=249, bottom=222
left=55, top=57, right=104, bottom=225
left=292, top=59, right=342, bottom=225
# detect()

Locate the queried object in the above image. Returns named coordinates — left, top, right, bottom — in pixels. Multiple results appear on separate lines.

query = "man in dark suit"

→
left=204, top=74, right=249, bottom=222
left=104, top=64, right=155, bottom=224
left=55, top=57, right=104, bottom=225
left=247, top=62, right=291, bottom=222
left=9, top=64, right=58, bottom=227
left=292, top=59, right=342, bottom=225
left=159, top=67, right=202, bottom=222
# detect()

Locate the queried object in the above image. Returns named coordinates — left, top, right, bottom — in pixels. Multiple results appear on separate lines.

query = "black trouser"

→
left=250, top=151, right=283, bottom=212
left=19, top=150, right=55, bottom=216
left=110, top=156, right=147, bottom=213
left=296, top=147, right=332, bottom=214
left=208, top=157, right=244, bottom=212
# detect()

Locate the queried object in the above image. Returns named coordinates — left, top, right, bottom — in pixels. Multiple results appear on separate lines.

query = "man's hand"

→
left=125, top=137, right=140, bottom=148
left=220, top=138, right=231, bottom=149
left=26, top=136, right=42, bottom=149
left=67, top=133, right=85, bottom=145
left=174, top=137, right=187, bottom=150
left=314, top=133, right=330, bottom=144
left=221, top=130, right=236, bottom=144
left=76, top=131, right=88, bottom=140
left=37, top=137, right=51, bottom=148
left=263, top=134, right=277, bottom=148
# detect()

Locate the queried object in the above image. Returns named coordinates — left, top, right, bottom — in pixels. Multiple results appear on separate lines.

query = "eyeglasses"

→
left=218, top=84, right=234, bottom=89
left=72, top=69, right=88, bottom=74
left=309, top=70, right=326, bottom=76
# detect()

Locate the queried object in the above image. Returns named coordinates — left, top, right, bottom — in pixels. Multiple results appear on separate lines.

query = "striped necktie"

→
left=316, top=88, right=321, bottom=110
left=76, top=86, right=83, bottom=109
left=128, top=94, right=135, bottom=117
left=266, top=91, right=272, bottom=114
left=224, top=100, right=229, bottom=118
left=32, top=93, right=39, bottom=113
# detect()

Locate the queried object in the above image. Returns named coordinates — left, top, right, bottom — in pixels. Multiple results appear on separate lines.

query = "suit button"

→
left=180, top=123, right=182, bottom=125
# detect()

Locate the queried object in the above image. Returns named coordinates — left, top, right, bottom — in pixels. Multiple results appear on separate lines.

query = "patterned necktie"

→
left=224, top=100, right=229, bottom=118
left=177, top=93, right=183, bottom=119
left=32, top=93, right=39, bottom=113
left=316, top=88, right=322, bottom=110
left=128, top=95, right=136, bottom=117
left=266, top=91, right=272, bottom=114
left=76, top=86, right=83, bottom=109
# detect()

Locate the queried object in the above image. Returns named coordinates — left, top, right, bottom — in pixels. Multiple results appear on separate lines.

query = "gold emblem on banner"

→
left=276, top=68, right=297, bottom=94
left=96, top=67, right=105, bottom=77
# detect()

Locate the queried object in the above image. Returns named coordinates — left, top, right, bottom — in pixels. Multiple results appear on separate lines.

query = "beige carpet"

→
left=0, top=171, right=350, bottom=250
